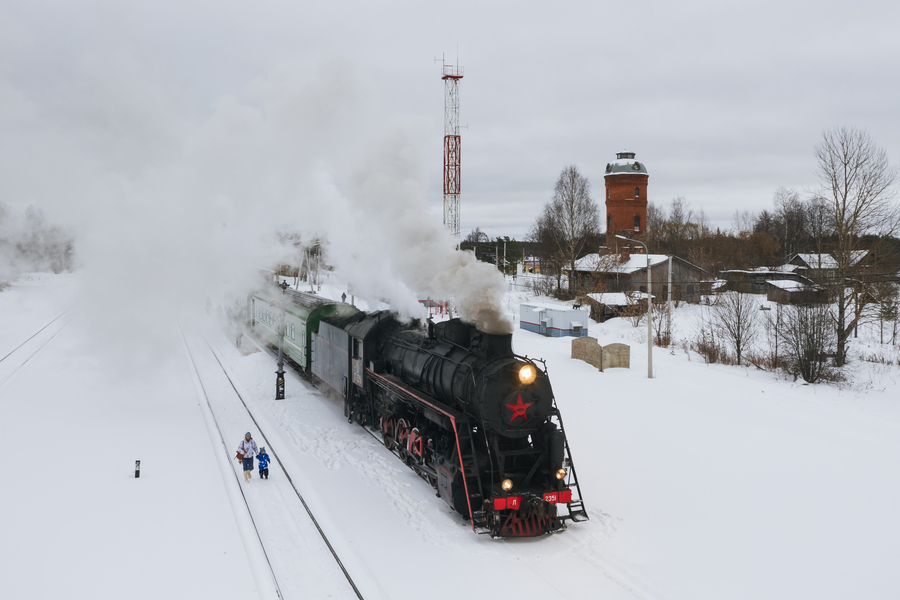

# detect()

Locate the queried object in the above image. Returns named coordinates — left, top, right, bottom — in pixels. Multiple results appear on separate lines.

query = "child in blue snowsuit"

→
left=258, top=447, right=270, bottom=480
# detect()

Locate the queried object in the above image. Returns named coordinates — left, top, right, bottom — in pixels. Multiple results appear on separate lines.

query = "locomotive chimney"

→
left=433, top=319, right=513, bottom=357
left=479, top=332, right=513, bottom=358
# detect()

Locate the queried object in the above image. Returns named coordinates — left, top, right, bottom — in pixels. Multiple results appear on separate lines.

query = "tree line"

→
left=464, top=126, right=900, bottom=369
left=0, top=204, right=75, bottom=286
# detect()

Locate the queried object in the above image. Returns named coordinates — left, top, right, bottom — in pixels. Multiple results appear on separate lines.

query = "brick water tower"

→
left=604, top=151, right=648, bottom=253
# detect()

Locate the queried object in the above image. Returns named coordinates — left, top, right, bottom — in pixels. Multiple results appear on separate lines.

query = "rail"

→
left=180, top=327, right=366, bottom=600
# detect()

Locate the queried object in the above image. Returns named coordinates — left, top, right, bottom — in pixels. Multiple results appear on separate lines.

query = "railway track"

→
left=0, top=303, right=80, bottom=395
left=243, top=327, right=666, bottom=600
left=179, top=326, right=371, bottom=600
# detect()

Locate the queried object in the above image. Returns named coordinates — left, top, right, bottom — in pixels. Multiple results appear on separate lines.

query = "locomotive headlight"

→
left=556, top=468, right=567, bottom=480
left=518, top=364, right=537, bottom=385
left=501, top=479, right=513, bottom=491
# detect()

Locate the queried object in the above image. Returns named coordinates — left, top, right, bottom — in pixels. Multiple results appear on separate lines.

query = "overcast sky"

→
left=3, top=0, right=900, bottom=241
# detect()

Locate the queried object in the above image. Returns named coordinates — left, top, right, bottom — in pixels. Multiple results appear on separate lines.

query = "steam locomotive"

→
left=250, top=287, right=587, bottom=537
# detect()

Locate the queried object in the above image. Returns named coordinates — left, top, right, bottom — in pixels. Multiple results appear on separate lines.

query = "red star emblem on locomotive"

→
left=506, top=394, right=532, bottom=423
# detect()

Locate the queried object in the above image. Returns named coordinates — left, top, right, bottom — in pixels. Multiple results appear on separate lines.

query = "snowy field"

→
left=2, top=272, right=900, bottom=599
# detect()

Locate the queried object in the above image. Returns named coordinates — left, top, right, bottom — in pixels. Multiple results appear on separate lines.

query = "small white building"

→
left=520, top=303, right=589, bottom=337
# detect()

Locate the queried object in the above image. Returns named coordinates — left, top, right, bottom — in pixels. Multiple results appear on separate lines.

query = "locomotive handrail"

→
left=366, top=369, right=477, bottom=532
left=549, top=397, right=589, bottom=521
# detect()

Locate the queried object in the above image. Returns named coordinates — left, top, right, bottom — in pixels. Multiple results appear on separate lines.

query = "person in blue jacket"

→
left=258, top=447, right=270, bottom=480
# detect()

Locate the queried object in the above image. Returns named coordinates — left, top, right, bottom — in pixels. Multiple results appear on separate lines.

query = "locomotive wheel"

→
left=381, top=418, right=395, bottom=450
left=396, top=418, right=409, bottom=448
left=408, top=428, right=424, bottom=460
left=397, top=444, right=411, bottom=465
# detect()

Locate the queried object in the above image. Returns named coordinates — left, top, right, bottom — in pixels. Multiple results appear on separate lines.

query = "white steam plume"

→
left=2, top=56, right=512, bottom=370
left=325, top=119, right=513, bottom=334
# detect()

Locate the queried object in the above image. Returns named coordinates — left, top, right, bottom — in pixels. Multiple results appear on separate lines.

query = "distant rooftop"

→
left=572, top=253, right=706, bottom=274
left=605, top=150, right=648, bottom=176
left=791, top=252, right=868, bottom=270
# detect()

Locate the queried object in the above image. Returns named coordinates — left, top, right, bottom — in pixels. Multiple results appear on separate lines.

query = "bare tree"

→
left=464, top=227, right=489, bottom=244
left=802, top=195, right=832, bottom=257
left=712, top=291, right=759, bottom=365
left=621, top=290, right=647, bottom=328
left=781, top=303, right=836, bottom=383
left=814, top=126, right=900, bottom=365
left=773, top=186, right=806, bottom=261
left=532, top=165, right=600, bottom=293
left=873, top=282, right=900, bottom=345
left=761, top=305, right=784, bottom=371
left=645, top=201, right=664, bottom=249
left=733, top=209, right=755, bottom=237
left=527, top=213, right=565, bottom=293
left=652, top=300, right=672, bottom=347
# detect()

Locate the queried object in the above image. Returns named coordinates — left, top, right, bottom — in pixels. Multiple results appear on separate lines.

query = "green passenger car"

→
left=249, top=288, right=359, bottom=372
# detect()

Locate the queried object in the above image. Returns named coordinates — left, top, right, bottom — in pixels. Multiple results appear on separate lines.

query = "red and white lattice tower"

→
left=442, top=60, right=463, bottom=245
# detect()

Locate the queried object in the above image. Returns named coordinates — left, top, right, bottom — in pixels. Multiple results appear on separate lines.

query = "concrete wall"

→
left=572, top=338, right=630, bottom=371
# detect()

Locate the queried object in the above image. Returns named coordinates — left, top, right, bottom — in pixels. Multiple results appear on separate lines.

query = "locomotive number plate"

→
left=543, top=490, right=573, bottom=504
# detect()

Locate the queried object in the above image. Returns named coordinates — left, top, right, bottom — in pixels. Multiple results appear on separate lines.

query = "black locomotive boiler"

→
left=311, top=309, right=588, bottom=538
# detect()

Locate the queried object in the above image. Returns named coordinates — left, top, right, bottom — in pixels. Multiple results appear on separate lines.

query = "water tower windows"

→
left=607, top=188, right=610, bottom=199
left=608, top=214, right=612, bottom=229
left=635, top=187, right=640, bottom=198
left=634, top=215, right=640, bottom=230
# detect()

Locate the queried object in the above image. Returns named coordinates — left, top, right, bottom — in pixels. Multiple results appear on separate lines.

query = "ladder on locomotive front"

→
left=551, top=400, right=589, bottom=523
left=532, top=357, right=588, bottom=523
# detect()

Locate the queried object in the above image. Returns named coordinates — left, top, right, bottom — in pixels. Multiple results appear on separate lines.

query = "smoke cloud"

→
left=1, top=54, right=513, bottom=359
left=326, top=120, right=513, bottom=333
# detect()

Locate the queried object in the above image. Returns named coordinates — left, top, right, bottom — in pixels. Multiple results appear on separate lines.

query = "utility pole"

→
left=617, top=235, right=652, bottom=378
left=275, top=280, right=289, bottom=399
left=667, top=256, right=673, bottom=342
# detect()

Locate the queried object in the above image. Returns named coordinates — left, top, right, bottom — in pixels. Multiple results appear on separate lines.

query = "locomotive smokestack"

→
left=480, top=331, right=513, bottom=357
left=434, top=319, right=513, bottom=357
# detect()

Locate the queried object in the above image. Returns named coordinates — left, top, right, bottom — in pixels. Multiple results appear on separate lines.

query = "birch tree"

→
left=814, top=126, right=899, bottom=365
left=712, top=291, right=759, bottom=366
left=532, top=165, right=600, bottom=293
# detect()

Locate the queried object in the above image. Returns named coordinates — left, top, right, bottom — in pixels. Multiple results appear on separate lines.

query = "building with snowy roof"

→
left=718, top=264, right=829, bottom=304
left=568, top=253, right=705, bottom=303
left=520, top=256, right=543, bottom=274
left=583, top=292, right=654, bottom=321
left=765, top=279, right=829, bottom=305
left=720, top=265, right=814, bottom=295
left=788, top=252, right=872, bottom=281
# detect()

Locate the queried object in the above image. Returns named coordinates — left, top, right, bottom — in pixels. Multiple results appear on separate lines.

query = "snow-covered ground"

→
left=3, top=272, right=900, bottom=599
left=0, top=274, right=258, bottom=598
